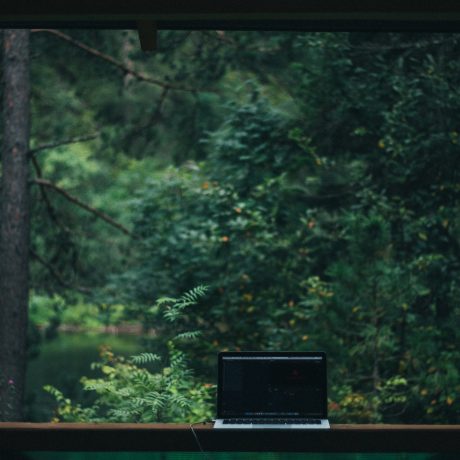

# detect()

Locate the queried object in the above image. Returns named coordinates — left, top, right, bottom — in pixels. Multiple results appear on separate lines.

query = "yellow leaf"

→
left=418, top=232, right=427, bottom=241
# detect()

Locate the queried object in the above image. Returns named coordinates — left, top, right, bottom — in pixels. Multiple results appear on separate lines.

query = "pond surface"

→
left=25, top=332, right=145, bottom=421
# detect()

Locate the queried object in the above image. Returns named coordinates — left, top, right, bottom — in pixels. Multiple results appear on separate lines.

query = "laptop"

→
left=214, top=351, right=330, bottom=429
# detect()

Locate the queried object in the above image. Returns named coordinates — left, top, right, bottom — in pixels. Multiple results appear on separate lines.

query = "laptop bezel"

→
left=217, top=350, right=328, bottom=421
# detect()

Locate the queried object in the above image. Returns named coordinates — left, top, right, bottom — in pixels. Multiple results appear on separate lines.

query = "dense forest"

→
left=1, top=29, right=460, bottom=424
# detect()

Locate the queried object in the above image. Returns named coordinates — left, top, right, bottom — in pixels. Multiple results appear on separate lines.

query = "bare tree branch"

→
left=129, top=86, right=169, bottom=139
left=29, top=133, right=100, bottom=156
left=31, top=154, right=123, bottom=246
left=30, top=29, right=219, bottom=94
left=201, top=30, right=238, bottom=47
left=29, top=248, right=93, bottom=294
left=149, top=87, right=169, bottom=125
left=31, top=153, right=68, bottom=230
left=31, top=179, right=141, bottom=240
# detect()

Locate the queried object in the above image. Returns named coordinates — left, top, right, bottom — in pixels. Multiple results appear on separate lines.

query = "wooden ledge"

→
left=1, top=423, right=460, bottom=452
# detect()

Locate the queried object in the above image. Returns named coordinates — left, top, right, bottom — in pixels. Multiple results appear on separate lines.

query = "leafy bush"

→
left=294, top=213, right=460, bottom=424
left=106, top=95, right=316, bottom=357
left=45, top=287, right=215, bottom=423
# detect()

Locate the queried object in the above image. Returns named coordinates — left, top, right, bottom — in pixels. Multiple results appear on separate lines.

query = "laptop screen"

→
left=217, top=351, right=327, bottom=419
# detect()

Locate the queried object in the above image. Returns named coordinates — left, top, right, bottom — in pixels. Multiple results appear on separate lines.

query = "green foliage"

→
left=44, top=287, right=215, bottom=423
left=106, top=94, right=316, bottom=359
left=111, top=33, right=460, bottom=423
left=284, top=33, right=460, bottom=423
left=28, top=292, right=127, bottom=333
left=26, top=29, right=301, bottom=299
left=22, top=30, right=460, bottom=424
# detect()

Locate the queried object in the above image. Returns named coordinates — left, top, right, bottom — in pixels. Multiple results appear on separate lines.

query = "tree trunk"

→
left=0, top=29, right=30, bottom=422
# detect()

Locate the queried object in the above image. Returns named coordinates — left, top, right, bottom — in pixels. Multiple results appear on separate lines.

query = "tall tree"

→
left=0, top=29, right=31, bottom=421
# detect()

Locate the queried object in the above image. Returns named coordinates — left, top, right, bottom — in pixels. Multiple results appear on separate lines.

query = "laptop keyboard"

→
left=222, top=419, right=322, bottom=425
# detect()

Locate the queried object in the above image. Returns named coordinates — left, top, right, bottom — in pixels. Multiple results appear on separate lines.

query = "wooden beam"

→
left=1, top=423, right=460, bottom=452
left=3, top=0, right=460, bottom=16
left=137, top=20, right=157, bottom=52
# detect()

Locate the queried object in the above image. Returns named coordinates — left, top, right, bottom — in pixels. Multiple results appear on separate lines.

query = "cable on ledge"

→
left=190, top=419, right=215, bottom=460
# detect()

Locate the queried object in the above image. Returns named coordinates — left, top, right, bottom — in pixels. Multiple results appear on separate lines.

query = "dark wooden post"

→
left=0, top=29, right=31, bottom=421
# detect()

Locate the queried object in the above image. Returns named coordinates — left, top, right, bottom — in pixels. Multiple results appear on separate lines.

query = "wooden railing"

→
left=1, top=423, right=460, bottom=452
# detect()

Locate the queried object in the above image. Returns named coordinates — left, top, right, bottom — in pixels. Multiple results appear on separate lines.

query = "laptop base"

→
left=214, top=419, right=330, bottom=429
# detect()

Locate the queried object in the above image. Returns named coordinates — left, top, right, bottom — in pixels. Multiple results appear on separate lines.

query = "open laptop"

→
left=214, top=351, right=330, bottom=429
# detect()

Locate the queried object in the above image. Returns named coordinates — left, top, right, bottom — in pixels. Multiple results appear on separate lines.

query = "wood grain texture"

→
left=1, top=423, right=460, bottom=452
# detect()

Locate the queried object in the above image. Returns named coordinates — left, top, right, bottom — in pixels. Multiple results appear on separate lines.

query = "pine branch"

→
left=31, top=179, right=141, bottom=240
left=28, top=133, right=100, bottom=156
left=30, top=29, right=219, bottom=94
left=29, top=248, right=93, bottom=294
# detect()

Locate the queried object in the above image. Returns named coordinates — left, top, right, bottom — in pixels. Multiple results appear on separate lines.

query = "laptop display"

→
left=214, top=351, right=330, bottom=429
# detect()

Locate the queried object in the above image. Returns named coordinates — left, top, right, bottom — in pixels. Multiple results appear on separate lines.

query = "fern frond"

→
left=167, top=354, right=188, bottom=371
left=43, top=385, right=67, bottom=403
left=132, top=353, right=162, bottom=364
left=109, top=407, right=143, bottom=419
left=163, top=309, right=181, bottom=321
left=173, top=330, right=202, bottom=341
left=115, top=388, right=135, bottom=397
left=176, top=286, right=208, bottom=308
left=132, top=373, right=157, bottom=391
left=169, top=393, right=192, bottom=408
left=163, top=369, right=193, bottom=387
left=130, top=397, right=150, bottom=408
left=84, top=382, right=116, bottom=393
left=155, top=297, right=177, bottom=306
left=144, top=392, right=166, bottom=407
